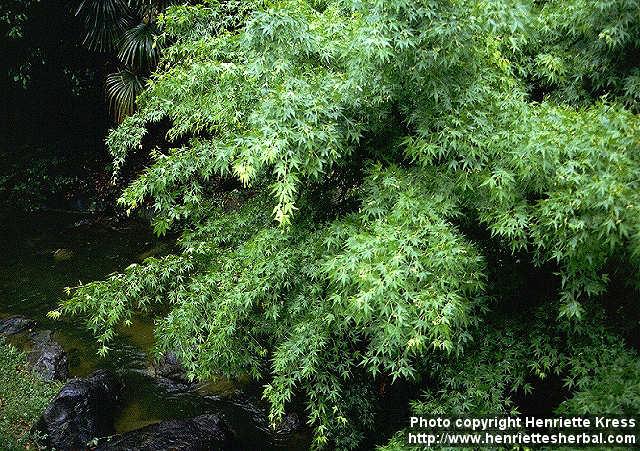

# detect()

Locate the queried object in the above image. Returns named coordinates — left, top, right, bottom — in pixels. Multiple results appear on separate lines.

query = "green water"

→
left=0, top=210, right=309, bottom=449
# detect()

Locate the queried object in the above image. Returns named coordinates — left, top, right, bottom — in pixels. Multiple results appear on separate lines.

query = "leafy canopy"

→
left=61, top=0, right=640, bottom=448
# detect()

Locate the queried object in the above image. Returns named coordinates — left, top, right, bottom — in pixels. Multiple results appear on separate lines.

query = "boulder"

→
left=153, top=352, right=185, bottom=380
left=27, top=330, right=69, bottom=381
left=35, top=369, right=121, bottom=449
left=0, top=319, right=68, bottom=381
left=95, top=414, right=233, bottom=450
left=149, top=352, right=196, bottom=393
left=225, top=394, right=305, bottom=439
left=0, top=315, right=36, bottom=335
left=275, top=412, right=302, bottom=436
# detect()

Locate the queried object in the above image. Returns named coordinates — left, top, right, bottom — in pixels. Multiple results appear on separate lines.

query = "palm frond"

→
left=75, top=0, right=133, bottom=52
left=105, top=69, right=145, bottom=122
left=117, top=21, right=160, bottom=69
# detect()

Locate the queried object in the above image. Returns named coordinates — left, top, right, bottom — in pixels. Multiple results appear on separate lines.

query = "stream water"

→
left=0, top=209, right=310, bottom=449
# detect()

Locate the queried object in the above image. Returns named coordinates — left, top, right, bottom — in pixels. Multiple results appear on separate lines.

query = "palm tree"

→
left=74, top=0, right=131, bottom=52
left=74, top=0, right=173, bottom=121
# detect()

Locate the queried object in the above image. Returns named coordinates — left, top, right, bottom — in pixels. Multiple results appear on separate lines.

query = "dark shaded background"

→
left=1, top=0, right=111, bottom=210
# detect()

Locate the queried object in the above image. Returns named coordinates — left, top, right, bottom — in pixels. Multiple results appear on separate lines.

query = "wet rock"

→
left=275, top=412, right=302, bottom=435
left=225, top=393, right=305, bottom=437
left=152, top=376, right=197, bottom=393
left=0, top=315, right=36, bottom=335
left=148, top=352, right=196, bottom=393
left=95, top=414, right=232, bottom=451
left=35, top=369, right=121, bottom=450
left=152, top=352, right=186, bottom=380
left=27, top=330, right=69, bottom=381
left=0, top=320, right=68, bottom=380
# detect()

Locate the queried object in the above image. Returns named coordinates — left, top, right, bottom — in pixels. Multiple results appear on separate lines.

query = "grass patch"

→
left=0, top=337, right=62, bottom=449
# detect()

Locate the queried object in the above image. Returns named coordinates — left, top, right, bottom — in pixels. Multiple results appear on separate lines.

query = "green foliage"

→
left=63, top=0, right=640, bottom=448
left=0, top=338, right=62, bottom=450
left=64, top=174, right=486, bottom=447
left=409, top=100, right=640, bottom=318
left=530, top=0, right=640, bottom=107
left=558, top=348, right=640, bottom=415
left=379, top=308, right=640, bottom=450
